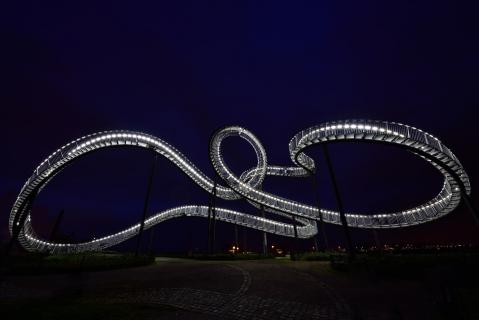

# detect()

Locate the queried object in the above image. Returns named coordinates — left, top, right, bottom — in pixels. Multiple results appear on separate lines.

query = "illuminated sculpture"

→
left=9, top=120, right=470, bottom=253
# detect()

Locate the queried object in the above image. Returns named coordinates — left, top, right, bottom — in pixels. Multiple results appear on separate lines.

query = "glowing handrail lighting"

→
left=9, top=120, right=470, bottom=253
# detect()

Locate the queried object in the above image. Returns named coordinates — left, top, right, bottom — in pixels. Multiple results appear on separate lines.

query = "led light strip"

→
left=9, top=120, right=470, bottom=253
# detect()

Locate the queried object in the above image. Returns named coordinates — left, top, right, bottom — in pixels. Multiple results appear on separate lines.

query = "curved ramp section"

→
left=9, top=120, right=470, bottom=253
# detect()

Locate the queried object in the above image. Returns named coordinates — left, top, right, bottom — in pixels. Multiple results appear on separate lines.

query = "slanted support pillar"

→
left=461, top=191, right=479, bottom=226
left=322, top=144, right=355, bottom=261
left=135, top=153, right=158, bottom=257
left=148, top=217, right=157, bottom=257
left=207, top=179, right=217, bottom=254
left=50, top=209, right=65, bottom=242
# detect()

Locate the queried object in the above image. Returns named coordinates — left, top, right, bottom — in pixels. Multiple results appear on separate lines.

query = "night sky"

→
left=1, top=2, right=478, bottom=253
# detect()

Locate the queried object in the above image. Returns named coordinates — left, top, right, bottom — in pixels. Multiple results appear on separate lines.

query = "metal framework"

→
left=8, top=120, right=471, bottom=254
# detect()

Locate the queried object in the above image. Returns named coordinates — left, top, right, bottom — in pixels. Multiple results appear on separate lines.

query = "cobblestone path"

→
left=106, top=264, right=351, bottom=320
left=1, top=261, right=352, bottom=319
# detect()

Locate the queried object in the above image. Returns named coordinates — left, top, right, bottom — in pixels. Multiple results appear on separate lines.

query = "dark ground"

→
left=2, top=256, right=475, bottom=320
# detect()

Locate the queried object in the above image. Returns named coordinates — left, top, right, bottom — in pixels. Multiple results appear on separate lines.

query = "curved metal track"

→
left=9, top=120, right=470, bottom=253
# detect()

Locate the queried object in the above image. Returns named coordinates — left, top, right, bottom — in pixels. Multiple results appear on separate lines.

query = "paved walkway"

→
left=104, top=262, right=350, bottom=320
left=1, top=258, right=352, bottom=319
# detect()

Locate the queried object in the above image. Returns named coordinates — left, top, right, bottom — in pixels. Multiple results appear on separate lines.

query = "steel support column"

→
left=50, top=209, right=65, bottom=242
left=311, top=173, right=329, bottom=251
left=322, top=144, right=355, bottom=260
left=373, top=229, right=382, bottom=253
left=234, top=225, right=239, bottom=253
left=207, top=179, right=217, bottom=254
left=211, top=182, right=218, bottom=254
left=148, top=219, right=157, bottom=257
left=461, top=191, right=479, bottom=226
left=135, top=153, right=158, bottom=257
left=290, top=215, right=299, bottom=260
left=261, top=204, right=268, bottom=255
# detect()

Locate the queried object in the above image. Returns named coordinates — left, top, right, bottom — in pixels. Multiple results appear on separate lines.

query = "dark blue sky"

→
left=1, top=1, right=478, bottom=252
